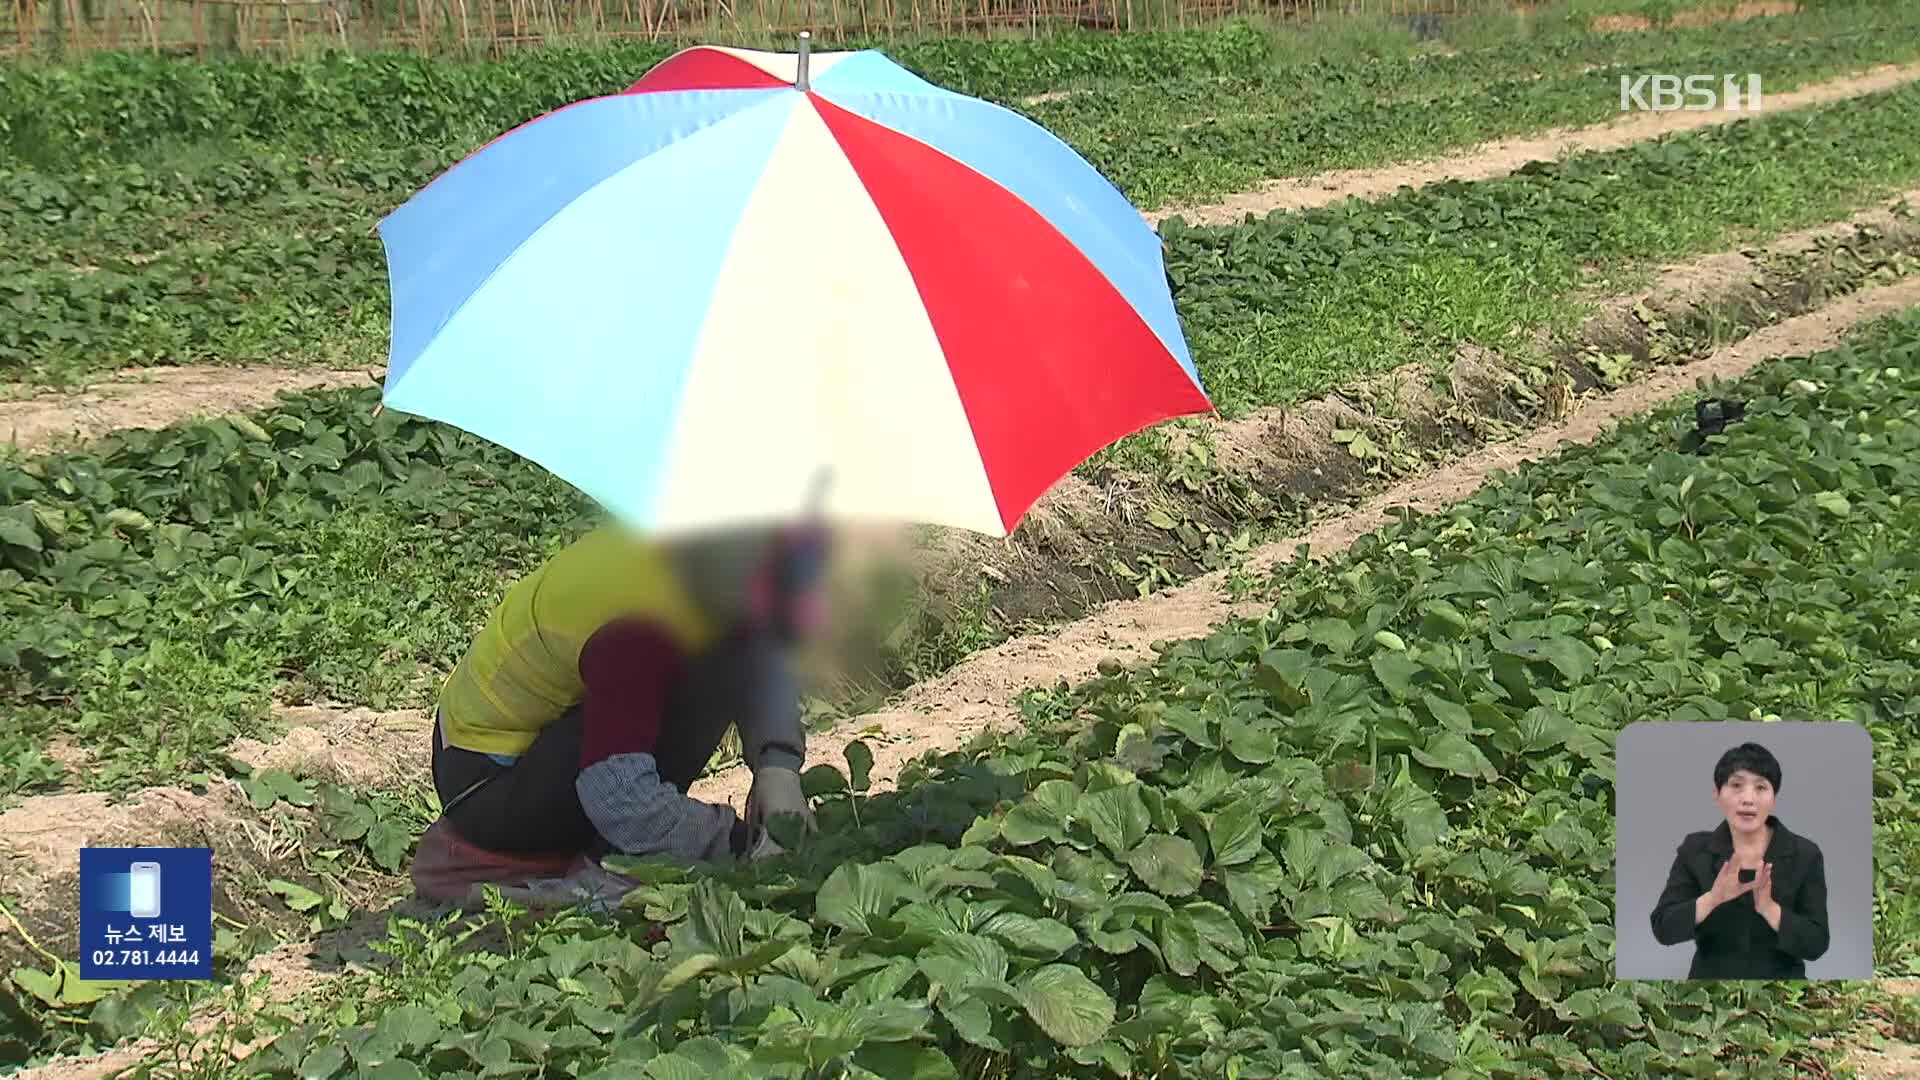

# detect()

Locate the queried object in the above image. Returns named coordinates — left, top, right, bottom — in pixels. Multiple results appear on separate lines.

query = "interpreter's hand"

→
left=746, top=766, right=815, bottom=834
left=1706, top=857, right=1758, bottom=909
left=1753, top=861, right=1782, bottom=925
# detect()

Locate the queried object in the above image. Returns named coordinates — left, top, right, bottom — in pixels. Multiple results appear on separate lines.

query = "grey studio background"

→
left=1614, top=721, right=1874, bottom=980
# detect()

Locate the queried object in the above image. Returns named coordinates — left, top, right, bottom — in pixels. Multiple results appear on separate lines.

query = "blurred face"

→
left=1714, top=768, right=1776, bottom=837
left=745, top=526, right=831, bottom=641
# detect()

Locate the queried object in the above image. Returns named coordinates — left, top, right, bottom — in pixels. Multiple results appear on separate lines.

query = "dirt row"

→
left=9, top=195, right=1920, bottom=1077
left=1145, top=60, right=1920, bottom=226
left=1590, top=0, right=1800, bottom=34
left=4, top=60, right=1915, bottom=456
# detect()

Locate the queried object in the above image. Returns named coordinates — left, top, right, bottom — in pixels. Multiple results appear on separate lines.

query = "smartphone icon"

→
left=128, top=862, right=162, bottom=919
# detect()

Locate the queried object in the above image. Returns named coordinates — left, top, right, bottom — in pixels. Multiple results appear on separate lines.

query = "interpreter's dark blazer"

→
left=1649, top=815, right=1831, bottom=979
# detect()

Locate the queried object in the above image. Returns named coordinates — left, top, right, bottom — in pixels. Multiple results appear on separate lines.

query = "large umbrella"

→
left=377, top=37, right=1211, bottom=537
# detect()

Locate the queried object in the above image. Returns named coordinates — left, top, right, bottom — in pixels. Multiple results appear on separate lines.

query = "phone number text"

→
left=89, top=949, right=202, bottom=966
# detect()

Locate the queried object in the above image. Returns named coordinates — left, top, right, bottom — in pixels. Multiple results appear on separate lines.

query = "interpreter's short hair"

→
left=1713, top=742, right=1782, bottom=793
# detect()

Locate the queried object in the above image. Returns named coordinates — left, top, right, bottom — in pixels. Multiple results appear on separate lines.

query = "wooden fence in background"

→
left=3, top=0, right=1488, bottom=57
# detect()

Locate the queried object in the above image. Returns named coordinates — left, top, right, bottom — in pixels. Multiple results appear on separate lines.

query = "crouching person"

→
left=409, top=522, right=828, bottom=908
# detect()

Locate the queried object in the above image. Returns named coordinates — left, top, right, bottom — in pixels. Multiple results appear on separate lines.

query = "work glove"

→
left=747, top=828, right=786, bottom=862
left=746, top=766, right=815, bottom=835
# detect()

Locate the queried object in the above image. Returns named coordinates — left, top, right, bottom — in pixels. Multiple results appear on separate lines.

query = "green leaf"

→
left=299, top=1043, right=349, bottom=1079
left=376, top=1004, right=441, bottom=1049
left=1307, top=618, right=1359, bottom=656
left=9, top=968, right=58, bottom=1006
left=688, top=879, right=748, bottom=960
left=269, top=879, right=326, bottom=913
left=1001, top=800, right=1065, bottom=846
left=266, top=769, right=316, bottom=807
left=1222, top=717, right=1278, bottom=764
left=1016, top=964, right=1116, bottom=1047
left=817, top=863, right=907, bottom=934
left=1418, top=600, right=1472, bottom=639
left=919, top=935, right=1010, bottom=989
left=716, top=938, right=797, bottom=975
left=1207, top=800, right=1263, bottom=867
left=1126, top=834, right=1205, bottom=896
left=1500, top=635, right=1599, bottom=684
left=1159, top=706, right=1218, bottom=747
left=0, top=512, right=43, bottom=552
left=980, top=913, right=1078, bottom=958
left=1813, top=491, right=1851, bottom=516
left=1412, top=733, right=1497, bottom=780
left=1370, top=650, right=1421, bottom=700
left=657, top=954, right=721, bottom=996
left=1421, top=692, right=1476, bottom=733
left=801, top=764, right=850, bottom=797
left=845, top=740, right=875, bottom=793
left=1457, top=968, right=1518, bottom=1014
left=642, top=1053, right=717, bottom=1080
left=1381, top=768, right=1450, bottom=853
left=1078, top=783, right=1151, bottom=856
left=366, top=820, right=412, bottom=873
left=854, top=1044, right=959, bottom=1080
left=851, top=1000, right=933, bottom=1042
left=1255, top=650, right=1312, bottom=709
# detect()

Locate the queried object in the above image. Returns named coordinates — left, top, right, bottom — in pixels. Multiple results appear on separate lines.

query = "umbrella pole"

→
left=795, top=29, right=810, bottom=90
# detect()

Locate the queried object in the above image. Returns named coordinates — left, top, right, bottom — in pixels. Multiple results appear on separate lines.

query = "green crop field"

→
left=5, top=2, right=1920, bottom=1073
left=49, top=306, right=1920, bottom=1080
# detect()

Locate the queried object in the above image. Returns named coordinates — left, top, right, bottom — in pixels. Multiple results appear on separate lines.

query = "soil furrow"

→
left=1147, top=61, right=1920, bottom=226
left=1, top=367, right=378, bottom=456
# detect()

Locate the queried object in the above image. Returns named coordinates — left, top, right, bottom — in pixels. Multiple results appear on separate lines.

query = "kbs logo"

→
left=1619, top=74, right=1764, bottom=113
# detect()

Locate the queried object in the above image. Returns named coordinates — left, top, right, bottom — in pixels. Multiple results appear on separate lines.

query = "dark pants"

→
left=430, top=632, right=760, bottom=857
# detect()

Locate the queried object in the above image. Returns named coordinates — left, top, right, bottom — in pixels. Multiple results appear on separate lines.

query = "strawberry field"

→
left=6, top=3, right=1920, bottom=1074
left=46, top=306, right=1920, bottom=1079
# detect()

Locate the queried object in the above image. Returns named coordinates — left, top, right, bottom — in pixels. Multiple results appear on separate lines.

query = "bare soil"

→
left=1148, top=62, right=1920, bottom=226
left=1, top=366, right=378, bottom=455
left=1592, top=0, right=1799, bottom=33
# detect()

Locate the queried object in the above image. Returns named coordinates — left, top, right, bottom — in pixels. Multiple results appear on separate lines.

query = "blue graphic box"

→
left=79, top=847, right=213, bottom=980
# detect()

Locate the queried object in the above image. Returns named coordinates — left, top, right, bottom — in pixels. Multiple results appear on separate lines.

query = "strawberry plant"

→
left=7, top=85, right=1920, bottom=790
left=1050, top=15, right=1920, bottom=208
left=10, top=20, right=1920, bottom=384
left=220, top=308, right=1920, bottom=1078
left=1161, top=76, right=1920, bottom=413
left=0, top=387, right=598, bottom=793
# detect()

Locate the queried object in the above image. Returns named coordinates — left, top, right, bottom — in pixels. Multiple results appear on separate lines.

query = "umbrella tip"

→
left=796, top=30, right=812, bottom=91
